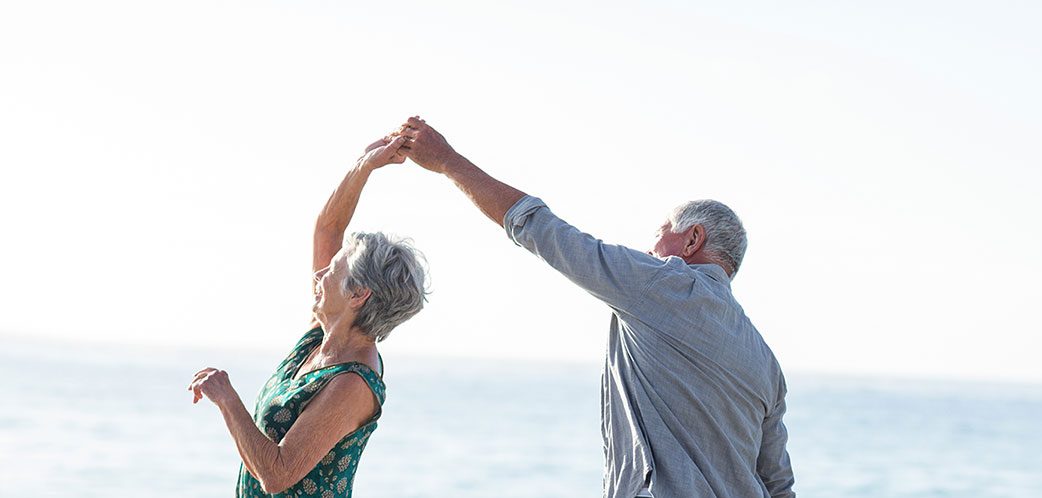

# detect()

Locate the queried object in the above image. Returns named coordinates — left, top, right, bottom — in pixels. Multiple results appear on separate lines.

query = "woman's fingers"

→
left=369, top=135, right=413, bottom=166
left=190, top=379, right=205, bottom=403
left=188, top=367, right=221, bottom=403
left=188, top=368, right=217, bottom=388
left=189, top=376, right=208, bottom=402
left=364, top=137, right=390, bottom=153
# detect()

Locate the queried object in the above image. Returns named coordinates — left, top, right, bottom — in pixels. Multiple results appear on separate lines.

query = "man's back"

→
left=503, top=196, right=795, bottom=498
left=602, top=257, right=793, bottom=498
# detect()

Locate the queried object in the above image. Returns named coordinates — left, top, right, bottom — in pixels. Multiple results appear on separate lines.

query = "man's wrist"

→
left=439, top=154, right=470, bottom=176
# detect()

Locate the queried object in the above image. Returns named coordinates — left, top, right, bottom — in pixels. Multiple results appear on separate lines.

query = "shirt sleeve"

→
left=503, top=195, right=665, bottom=315
left=756, top=381, right=796, bottom=498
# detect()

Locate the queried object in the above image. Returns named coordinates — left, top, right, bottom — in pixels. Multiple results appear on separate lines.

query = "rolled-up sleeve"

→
left=503, top=196, right=664, bottom=315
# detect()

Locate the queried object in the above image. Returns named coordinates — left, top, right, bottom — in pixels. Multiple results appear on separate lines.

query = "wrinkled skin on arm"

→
left=310, top=134, right=409, bottom=327
left=189, top=368, right=376, bottom=494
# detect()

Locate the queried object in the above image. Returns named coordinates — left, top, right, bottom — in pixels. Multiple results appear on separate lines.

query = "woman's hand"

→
left=357, top=135, right=409, bottom=171
left=189, top=367, right=238, bottom=406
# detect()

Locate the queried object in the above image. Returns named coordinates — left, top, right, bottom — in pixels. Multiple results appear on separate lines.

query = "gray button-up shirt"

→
left=504, top=196, right=795, bottom=498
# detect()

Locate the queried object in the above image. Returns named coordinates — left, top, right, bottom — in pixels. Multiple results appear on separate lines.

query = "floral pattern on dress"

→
left=236, top=327, right=386, bottom=498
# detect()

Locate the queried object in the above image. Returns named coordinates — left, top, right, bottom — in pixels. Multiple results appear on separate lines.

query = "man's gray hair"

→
left=340, top=231, right=429, bottom=342
left=669, top=200, right=748, bottom=277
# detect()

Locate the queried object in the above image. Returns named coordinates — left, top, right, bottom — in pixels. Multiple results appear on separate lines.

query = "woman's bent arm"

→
left=191, top=369, right=376, bottom=494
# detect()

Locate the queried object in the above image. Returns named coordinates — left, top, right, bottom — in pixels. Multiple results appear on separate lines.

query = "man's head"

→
left=649, top=200, right=747, bottom=278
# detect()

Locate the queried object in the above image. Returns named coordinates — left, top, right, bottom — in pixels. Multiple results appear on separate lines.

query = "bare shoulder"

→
left=308, top=371, right=377, bottom=415
left=323, top=372, right=371, bottom=396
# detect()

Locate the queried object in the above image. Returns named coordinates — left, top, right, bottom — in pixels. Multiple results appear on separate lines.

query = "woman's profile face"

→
left=313, top=248, right=352, bottom=319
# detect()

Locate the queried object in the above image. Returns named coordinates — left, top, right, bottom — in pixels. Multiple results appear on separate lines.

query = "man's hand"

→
left=357, top=135, right=409, bottom=172
left=394, top=115, right=527, bottom=225
left=396, top=116, right=460, bottom=174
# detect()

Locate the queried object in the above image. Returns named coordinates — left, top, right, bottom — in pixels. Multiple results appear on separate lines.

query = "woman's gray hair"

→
left=669, top=200, right=748, bottom=277
left=339, top=231, right=429, bottom=342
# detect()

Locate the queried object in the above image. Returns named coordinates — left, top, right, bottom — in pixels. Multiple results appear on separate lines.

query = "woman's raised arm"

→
left=312, top=135, right=409, bottom=275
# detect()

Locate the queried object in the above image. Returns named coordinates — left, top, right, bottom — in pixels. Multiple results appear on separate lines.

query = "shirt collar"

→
left=693, top=263, right=732, bottom=287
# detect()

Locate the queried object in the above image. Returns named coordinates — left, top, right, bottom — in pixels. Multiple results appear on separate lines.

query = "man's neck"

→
left=683, top=254, right=733, bottom=278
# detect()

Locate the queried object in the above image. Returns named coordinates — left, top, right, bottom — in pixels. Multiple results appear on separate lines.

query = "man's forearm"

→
left=441, top=155, right=526, bottom=226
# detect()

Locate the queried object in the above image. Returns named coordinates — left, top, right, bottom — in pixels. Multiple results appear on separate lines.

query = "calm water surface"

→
left=1, top=337, right=1040, bottom=497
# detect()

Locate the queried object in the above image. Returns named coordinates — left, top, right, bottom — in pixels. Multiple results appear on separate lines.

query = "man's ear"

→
left=683, top=224, right=707, bottom=258
left=348, top=287, right=372, bottom=310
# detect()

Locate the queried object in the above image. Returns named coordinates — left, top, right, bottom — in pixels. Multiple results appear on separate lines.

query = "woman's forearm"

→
left=317, top=160, right=373, bottom=233
left=217, top=395, right=290, bottom=493
left=314, top=161, right=373, bottom=270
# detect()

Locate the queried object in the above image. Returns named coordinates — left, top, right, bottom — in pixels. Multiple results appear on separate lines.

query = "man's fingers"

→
left=406, top=116, right=425, bottom=129
left=391, top=136, right=412, bottom=150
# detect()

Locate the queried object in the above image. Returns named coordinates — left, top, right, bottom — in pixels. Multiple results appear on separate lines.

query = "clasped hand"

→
left=357, top=116, right=459, bottom=173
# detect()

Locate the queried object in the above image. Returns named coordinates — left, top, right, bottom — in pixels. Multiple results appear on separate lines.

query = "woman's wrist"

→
left=213, top=387, right=242, bottom=411
left=353, top=157, right=377, bottom=175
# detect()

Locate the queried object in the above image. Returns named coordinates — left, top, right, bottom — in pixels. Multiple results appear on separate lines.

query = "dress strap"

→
left=274, top=326, right=324, bottom=376
left=332, top=362, right=386, bottom=405
left=305, top=362, right=387, bottom=406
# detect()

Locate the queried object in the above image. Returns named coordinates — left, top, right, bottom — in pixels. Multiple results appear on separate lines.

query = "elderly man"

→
left=398, top=116, right=795, bottom=498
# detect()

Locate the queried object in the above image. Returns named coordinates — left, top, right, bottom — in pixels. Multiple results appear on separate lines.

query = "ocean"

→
left=1, top=337, right=1040, bottom=497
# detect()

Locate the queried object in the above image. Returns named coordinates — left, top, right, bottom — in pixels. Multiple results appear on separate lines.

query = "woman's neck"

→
left=315, top=316, right=376, bottom=360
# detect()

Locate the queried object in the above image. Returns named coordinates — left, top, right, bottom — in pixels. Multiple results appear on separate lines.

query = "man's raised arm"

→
left=398, top=116, right=525, bottom=225
left=399, top=116, right=665, bottom=315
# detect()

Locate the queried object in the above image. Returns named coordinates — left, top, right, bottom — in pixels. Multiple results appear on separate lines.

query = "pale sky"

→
left=2, top=0, right=1040, bottom=383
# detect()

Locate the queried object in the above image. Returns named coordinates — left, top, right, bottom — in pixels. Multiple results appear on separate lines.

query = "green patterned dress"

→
left=236, top=326, right=386, bottom=498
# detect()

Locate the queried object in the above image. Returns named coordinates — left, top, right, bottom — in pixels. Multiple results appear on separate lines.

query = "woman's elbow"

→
left=259, top=476, right=292, bottom=495
left=255, top=463, right=295, bottom=495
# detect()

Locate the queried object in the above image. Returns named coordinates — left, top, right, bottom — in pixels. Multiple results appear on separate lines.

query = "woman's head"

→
left=314, top=232, right=429, bottom=341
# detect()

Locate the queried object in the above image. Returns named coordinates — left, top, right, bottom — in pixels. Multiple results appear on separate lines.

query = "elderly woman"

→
left=188, top=134, right=426, bottom=497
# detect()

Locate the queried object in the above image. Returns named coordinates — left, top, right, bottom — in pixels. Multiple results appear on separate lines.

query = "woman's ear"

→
left=683, top=224, right=707, bottom=258
left=348, top=287, right=372, bottom=310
